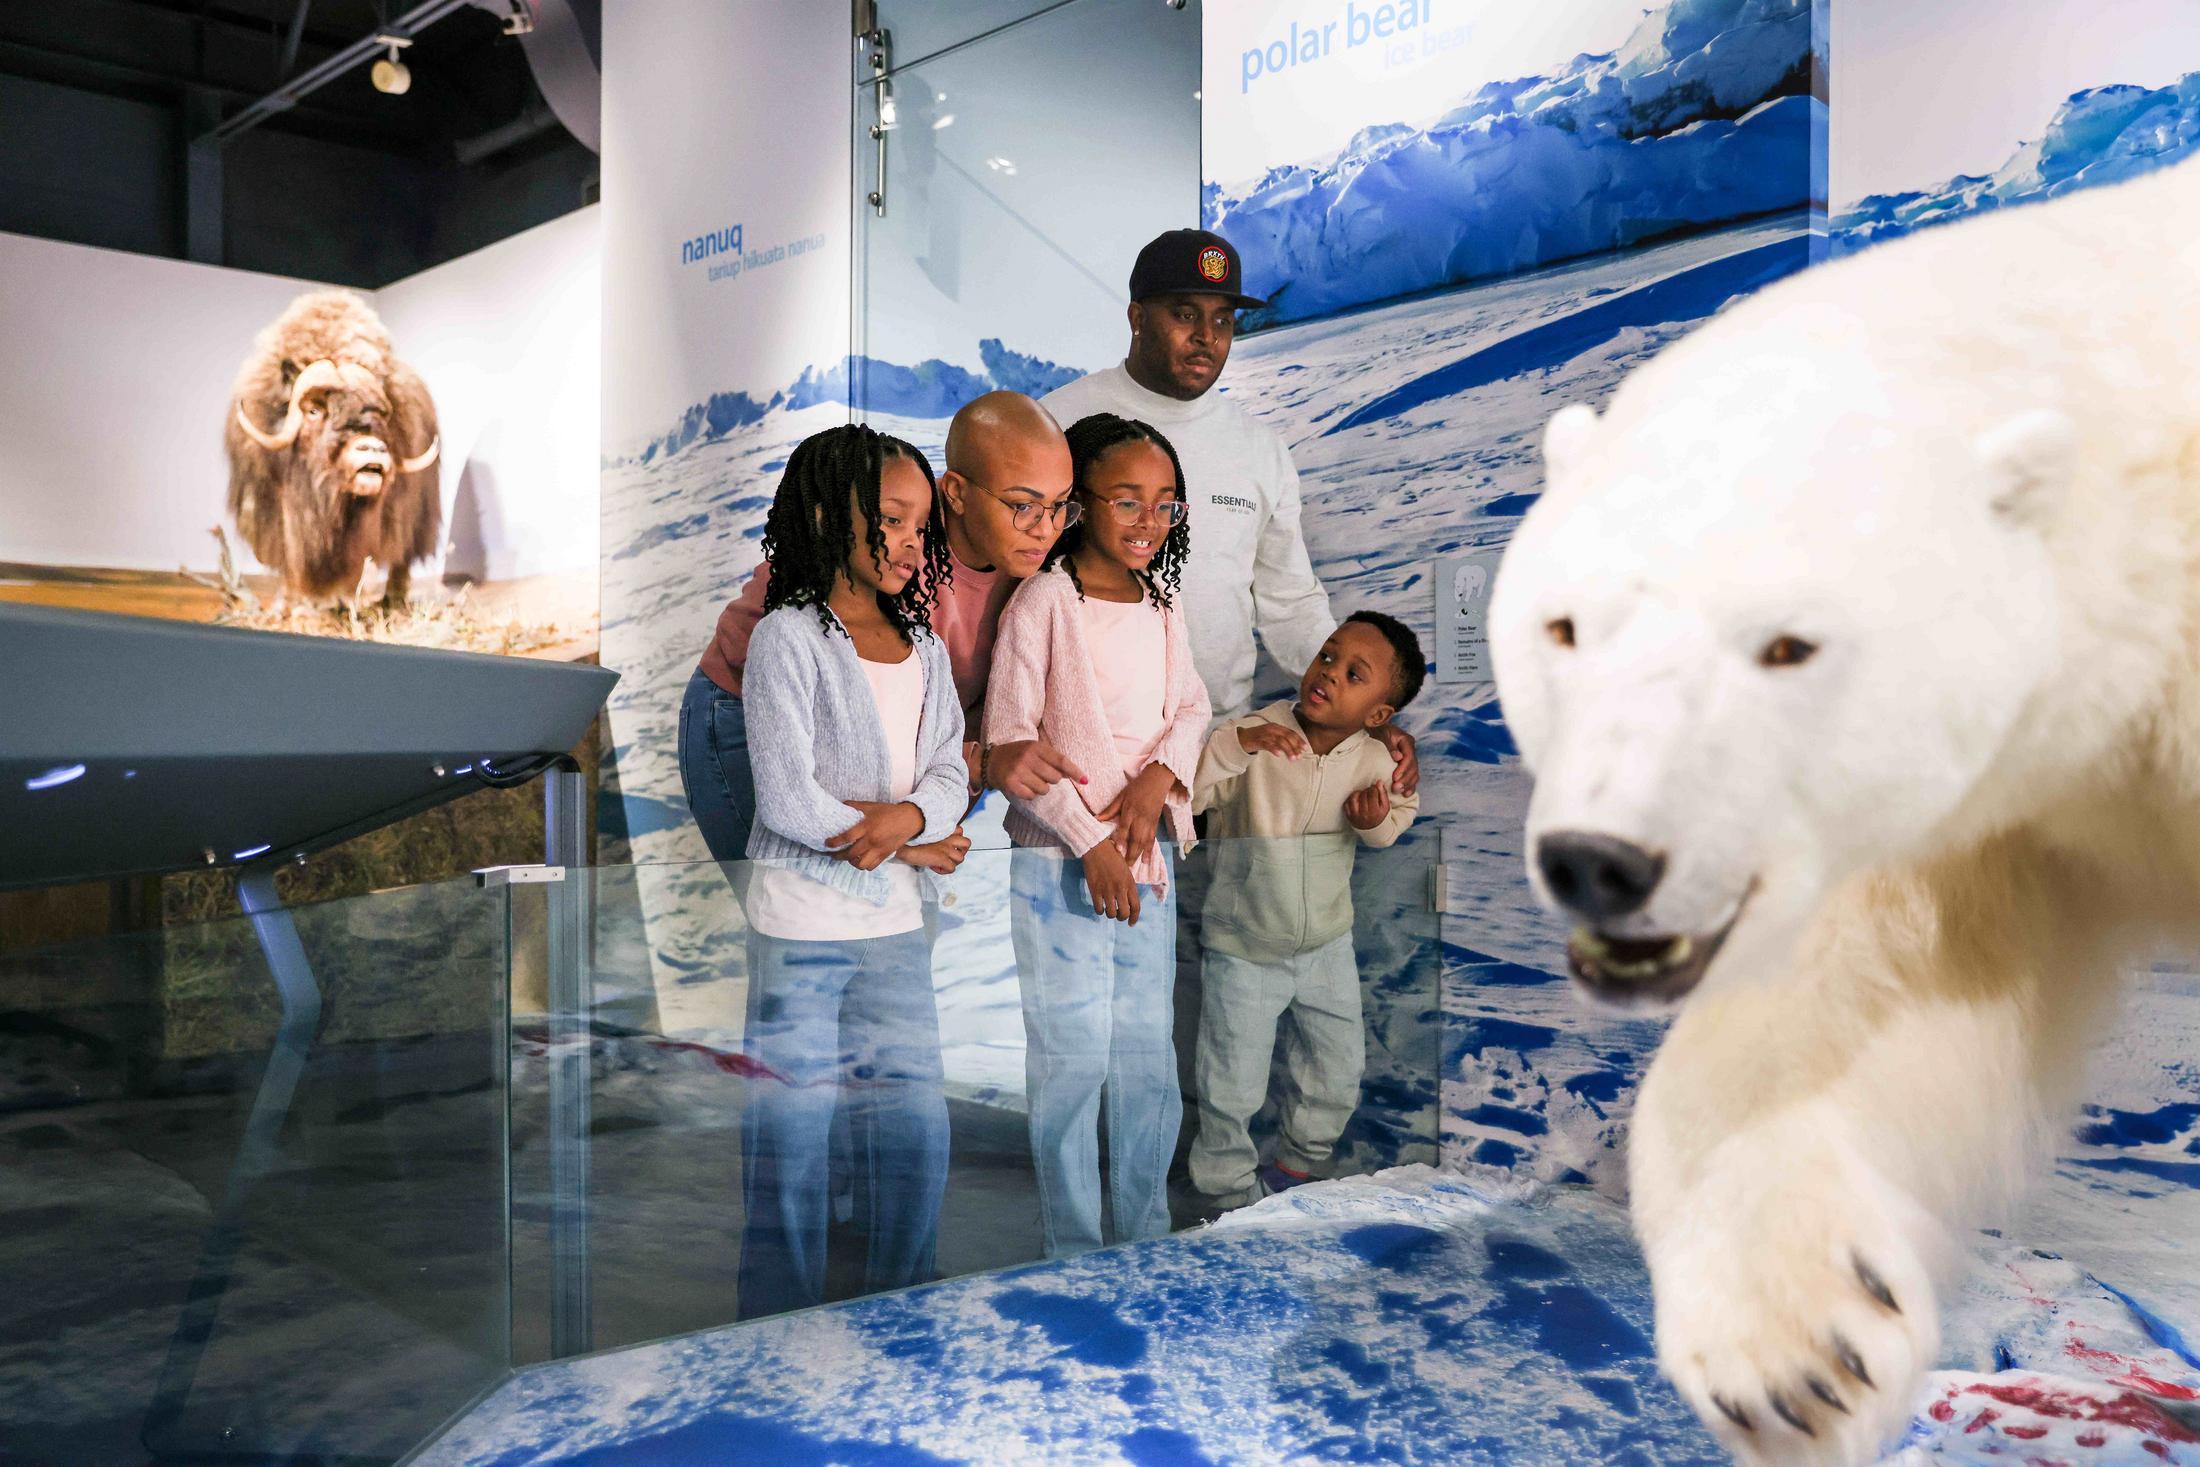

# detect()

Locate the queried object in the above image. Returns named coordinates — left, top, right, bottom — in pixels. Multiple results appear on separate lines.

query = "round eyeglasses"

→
left=966, top=477, right=1084, bottom=532
left=1096, top=497, right=1188, bottom=527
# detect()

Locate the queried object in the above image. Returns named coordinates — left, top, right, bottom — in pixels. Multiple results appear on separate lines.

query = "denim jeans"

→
left=737, top=927, right=947, bottom=1319
left=1188, top=932, right=1365, bottom=1200
left=677, top=669, right=754, bottom=864
left=1009, top=847, right=1180, bottom=1258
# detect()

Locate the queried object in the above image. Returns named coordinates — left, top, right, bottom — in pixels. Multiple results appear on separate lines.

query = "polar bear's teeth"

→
left=1572, top=929, right=1610, bottom=959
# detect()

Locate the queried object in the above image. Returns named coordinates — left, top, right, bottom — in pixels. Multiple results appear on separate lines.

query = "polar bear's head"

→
left=1489, top=338, right=2073, bottom=1007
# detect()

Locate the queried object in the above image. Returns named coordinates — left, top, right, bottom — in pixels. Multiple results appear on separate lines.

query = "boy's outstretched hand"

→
left=828, top=800, right=926, bottom=870
left=1345, top=781, right=1391, bottom=831
left=1239, top=723, right=1309, bottom=759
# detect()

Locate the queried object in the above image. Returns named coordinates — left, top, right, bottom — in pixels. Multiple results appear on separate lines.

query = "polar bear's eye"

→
left=1758, top=634, right=1818, bottom=668
left=1545, top=617, right=1575, bottom=648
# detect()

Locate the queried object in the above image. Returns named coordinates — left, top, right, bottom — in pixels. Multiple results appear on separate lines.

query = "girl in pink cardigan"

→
left=984, top=412, right=1211, bottom=1257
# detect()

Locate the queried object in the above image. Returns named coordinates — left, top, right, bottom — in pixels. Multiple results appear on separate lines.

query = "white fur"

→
left=1489, top=159, right=2200, bottom=1464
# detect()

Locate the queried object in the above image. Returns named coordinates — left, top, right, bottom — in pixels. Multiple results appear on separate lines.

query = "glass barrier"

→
left=506, top=816, right=1441, bottom=1357
left=0, top=874, right=508, bottom=1466
left=2, top=820, right=1443, bottom=1457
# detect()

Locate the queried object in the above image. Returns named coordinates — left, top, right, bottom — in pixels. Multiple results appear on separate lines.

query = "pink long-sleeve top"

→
left=984, top=565, right=1210, bottom=890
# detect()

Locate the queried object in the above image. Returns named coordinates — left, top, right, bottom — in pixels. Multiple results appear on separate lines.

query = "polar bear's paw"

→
left=1648, top=1162, right=1942, bottom=1466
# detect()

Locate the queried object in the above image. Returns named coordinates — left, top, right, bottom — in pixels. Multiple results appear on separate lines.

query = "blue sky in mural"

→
left=1205, top=0, right=1823, bottom=327
left=1833, top=70, right=2200, bottom=247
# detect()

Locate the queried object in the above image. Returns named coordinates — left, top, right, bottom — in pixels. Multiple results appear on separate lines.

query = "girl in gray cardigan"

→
left=734, top=424, right=969, bottom=1319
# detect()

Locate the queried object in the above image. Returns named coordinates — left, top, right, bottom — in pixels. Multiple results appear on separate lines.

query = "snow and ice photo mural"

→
left=1203, top=0, right=1829, bottom=1191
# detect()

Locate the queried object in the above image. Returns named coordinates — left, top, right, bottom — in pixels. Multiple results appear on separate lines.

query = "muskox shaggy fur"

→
left=226, top=290, right=441, bottom=606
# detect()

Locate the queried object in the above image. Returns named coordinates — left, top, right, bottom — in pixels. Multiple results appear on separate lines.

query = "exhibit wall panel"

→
left=1202, top=0, right=1826, bottom=1188
left=595, top=0, right=850, bottom=867
left=590, top=0, right=854, bottom=1035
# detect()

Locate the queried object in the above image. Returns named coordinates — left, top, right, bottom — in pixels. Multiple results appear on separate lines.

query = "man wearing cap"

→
left=1041, top=229, right=1417, bottom=791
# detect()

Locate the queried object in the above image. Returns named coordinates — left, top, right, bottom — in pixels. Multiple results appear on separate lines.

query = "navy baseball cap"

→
left=1128, top=229, right=1267, bottom=310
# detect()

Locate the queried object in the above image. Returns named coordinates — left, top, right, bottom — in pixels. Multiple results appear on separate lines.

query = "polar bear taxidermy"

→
left=1488, top=157, right=2200, bottom=1465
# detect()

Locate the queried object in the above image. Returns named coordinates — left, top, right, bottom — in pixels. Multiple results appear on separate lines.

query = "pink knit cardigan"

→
left=984, top=565, right=1211, bottom=887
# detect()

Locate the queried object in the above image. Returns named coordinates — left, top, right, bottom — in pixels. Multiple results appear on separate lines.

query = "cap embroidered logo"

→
left=1197, top=246, right=1230, bottom=283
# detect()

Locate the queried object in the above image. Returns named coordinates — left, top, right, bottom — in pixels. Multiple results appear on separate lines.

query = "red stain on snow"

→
left=1957, top=1379, right=2200, bottom=1446
left=1967, top=1407, right=2003, bottom=1434
left=1931, top=1399, right=1958, bottom=1423
left=2063, top=1341, right=2200, bottom=1402
left=2077, top=1429, right=2108, bottom=1447
left=2003, top=1424, right=2048, bottom=1439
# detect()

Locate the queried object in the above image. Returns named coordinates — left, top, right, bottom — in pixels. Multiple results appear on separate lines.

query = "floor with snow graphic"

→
left=417, top=1116, right=2198, bottom=1467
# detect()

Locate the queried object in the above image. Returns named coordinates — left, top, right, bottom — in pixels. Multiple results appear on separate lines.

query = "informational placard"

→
left=1435, top=549, right=1503, bottom=683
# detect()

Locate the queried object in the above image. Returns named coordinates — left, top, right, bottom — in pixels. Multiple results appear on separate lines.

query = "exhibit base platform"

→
left=410, top=1166, right=2200, bottom=1467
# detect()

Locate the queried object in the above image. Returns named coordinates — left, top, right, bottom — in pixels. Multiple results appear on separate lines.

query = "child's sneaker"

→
left=1258, top=1162, right=1313, bottom=1195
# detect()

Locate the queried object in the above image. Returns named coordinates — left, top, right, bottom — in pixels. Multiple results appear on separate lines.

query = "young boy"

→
left=1188, top=610, right=1424, bottom=1208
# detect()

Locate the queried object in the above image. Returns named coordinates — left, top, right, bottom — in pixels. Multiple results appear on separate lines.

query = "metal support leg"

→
left=143, top=863, right=324, bottom=1457
left=543, top=760, right=593, bottom=1357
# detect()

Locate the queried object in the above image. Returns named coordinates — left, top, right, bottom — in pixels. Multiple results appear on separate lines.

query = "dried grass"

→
left=192, top=525, right=583, bottom=657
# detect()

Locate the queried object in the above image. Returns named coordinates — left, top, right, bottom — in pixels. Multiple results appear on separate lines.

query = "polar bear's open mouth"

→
left=1566, top=888, right=1752, bottom=1003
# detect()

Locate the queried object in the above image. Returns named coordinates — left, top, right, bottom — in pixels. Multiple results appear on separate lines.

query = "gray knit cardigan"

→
left=742, top=604, right=968, bottom=903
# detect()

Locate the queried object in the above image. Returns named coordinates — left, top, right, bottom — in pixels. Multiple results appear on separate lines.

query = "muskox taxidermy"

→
left=226, top=290, right=441, bottom=607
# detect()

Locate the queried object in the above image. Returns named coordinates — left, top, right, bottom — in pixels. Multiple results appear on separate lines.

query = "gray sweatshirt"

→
left=742, top=604, right=968, bottom=905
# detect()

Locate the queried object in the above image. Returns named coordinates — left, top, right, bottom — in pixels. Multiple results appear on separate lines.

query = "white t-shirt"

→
left=1042, top=363, right=1337, bottom=721
left=747, top=649, right=926, bottom=942
left=1079, top=593, right=1167, bottom=773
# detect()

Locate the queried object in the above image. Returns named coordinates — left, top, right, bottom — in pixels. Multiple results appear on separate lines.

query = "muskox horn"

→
left=233, top=358, right=344, bottom=452
left=399, top=437, right=441, bottom=475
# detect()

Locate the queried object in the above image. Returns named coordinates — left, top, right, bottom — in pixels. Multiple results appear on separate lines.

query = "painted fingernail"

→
left=1853, top=1254, right=1900, bottom=1314
left=1768, top=1392, right=1814, bottom=1437
left=1710, top=1394, right=1753, bottom=1432
left=1832, top=1334, right=1874, bottom=1389
left=1807, top=1376, right=1848, bottom=1414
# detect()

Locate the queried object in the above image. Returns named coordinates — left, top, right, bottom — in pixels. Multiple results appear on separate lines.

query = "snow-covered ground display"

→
left=1832, top=70, right=2200, bottom=250
left=418, top=1126, right=2200, bottom=1467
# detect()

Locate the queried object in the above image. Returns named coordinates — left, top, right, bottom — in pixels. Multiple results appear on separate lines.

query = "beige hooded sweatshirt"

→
left=1191, top=701, right=1417, bottom=962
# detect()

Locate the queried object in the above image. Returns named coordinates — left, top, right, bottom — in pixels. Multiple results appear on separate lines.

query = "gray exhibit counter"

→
left=0, top=602, right=616, bottom=1461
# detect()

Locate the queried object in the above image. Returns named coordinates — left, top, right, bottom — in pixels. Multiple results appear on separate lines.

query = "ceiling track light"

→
left=370, top=33, right=414, bottom=95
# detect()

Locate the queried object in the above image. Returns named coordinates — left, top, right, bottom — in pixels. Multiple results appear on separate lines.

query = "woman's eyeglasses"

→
left=967, top=477, right=1084, bottom=532
left=1096, top=497, right=1188, bottom=527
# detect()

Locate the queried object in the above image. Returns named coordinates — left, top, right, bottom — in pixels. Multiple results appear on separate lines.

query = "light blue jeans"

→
left=1189, top=932, right=1366, bottom=1200
left=738, top=927, right=947, bottom=1319
left=1010, top=847, right=1180, bottom=1258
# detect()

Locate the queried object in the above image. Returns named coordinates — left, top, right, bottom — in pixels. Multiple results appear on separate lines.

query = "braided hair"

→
left=759, top=422, right=948, bottom=643
left=1046, top=413, right=1190, bottom=606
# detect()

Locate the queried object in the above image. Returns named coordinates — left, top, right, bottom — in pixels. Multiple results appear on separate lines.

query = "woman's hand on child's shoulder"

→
left=828, top=800, right=928, bottom=870
left=896, top=827, right=972, bottom=875
left=1239, top=723, right=1309, bottom=760
left=1345, top=781, right=1392, bottom=831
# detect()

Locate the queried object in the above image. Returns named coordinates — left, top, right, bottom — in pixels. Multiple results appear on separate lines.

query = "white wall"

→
left=0, top=232, right=328, bottom=572
left=376, top=207, right=602, bottom=581
left=0, top=208, right=602, bottom=582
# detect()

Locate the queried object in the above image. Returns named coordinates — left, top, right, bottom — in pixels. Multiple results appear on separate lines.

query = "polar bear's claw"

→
left=1712, top=1393, right=1754, bottom=1431
left=1851, top=1254, right=1899, bottom=1314
left=1829, top=1334, right=1872, bottom=1389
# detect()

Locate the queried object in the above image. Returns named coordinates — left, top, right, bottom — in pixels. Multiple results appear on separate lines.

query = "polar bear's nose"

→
left=1537, top=832, right=1666, bottom=920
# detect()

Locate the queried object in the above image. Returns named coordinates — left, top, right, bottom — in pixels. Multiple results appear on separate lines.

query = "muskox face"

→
left=236, top=359, right=439, bottom=497
left=300, top=376, right=399, bottom=500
